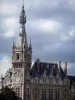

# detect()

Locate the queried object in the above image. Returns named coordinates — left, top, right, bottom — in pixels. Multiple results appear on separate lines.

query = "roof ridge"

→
left=40, top=61, right=57, bottom=64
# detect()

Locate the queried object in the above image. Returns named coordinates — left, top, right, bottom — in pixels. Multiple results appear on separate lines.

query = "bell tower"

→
left=12, top=0, right=32, bottom=99
left=12, top=1, right=32, bottom=70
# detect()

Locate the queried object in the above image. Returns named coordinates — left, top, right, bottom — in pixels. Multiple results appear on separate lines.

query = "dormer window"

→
left=35, top=79, right=37, bottom=83
left=34, top=77, right=38, bottom=83
left=43, top=78, right=46, bottom=83
left=56, top=78, right=59, bottom=83
left=64, top=80, right=67, bottom=84
left=49, top=78, right=53, bottom=83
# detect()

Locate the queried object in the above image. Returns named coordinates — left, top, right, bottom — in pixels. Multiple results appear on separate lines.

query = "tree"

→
left=0, top=86, right=21, bottom=100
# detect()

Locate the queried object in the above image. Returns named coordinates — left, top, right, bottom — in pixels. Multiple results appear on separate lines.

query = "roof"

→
left=30, top=60, right=66, bottom=79
left=68, top=76, right=75, bottom=85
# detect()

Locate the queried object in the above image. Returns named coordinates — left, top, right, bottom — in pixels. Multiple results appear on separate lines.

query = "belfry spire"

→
left=19, top=0, right=26, bottom=24
left=16, top=0, right=27, bottom=47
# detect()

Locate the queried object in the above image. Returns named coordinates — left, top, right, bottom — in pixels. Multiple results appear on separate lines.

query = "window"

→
left=26, top=88, right=30, bottom=99
left=24, top=53, right=26, bottom=58
left=49, top=89, right=53, bottom=100
left=49, top=78, right=53, bottom=83
left=35, top=79, right=38, bottom=83
left=42, top=89, right=46, bottom=100
left=17, top=54, right=19, bottom=60
left=28, top=54, right=30, bottom=60
left=15, top=87, right=20, bottom=98
left=55, top=90, right=60, bottom=100
left=64, top=80, right=67, bottom=84
left=33, top=88, right=38, bottom=100
left=43, top=78, right=46, bottom=83
left=56, top=79, right=59, bottom=83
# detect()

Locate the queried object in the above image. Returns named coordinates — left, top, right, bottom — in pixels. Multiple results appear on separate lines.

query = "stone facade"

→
left=0, top=2, right=75, bottom=100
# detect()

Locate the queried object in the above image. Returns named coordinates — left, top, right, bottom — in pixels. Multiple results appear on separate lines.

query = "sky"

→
left=0, top=0, right=75, bottom=76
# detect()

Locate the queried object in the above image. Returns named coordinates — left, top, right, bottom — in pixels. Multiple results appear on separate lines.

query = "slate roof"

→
left=30, top=60, right=66, bottom=79
left=68, top=76, right=75, bottom=86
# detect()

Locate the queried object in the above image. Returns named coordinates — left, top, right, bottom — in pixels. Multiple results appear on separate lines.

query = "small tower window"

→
left=17, top=54, right=19, bottom=60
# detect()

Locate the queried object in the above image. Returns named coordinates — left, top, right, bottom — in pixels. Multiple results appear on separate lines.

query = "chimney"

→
left=37, top=59, right=40, bottom=74
left=58, top=61, right=61, bottom=69
left=64, top=62, right=67, bottom=75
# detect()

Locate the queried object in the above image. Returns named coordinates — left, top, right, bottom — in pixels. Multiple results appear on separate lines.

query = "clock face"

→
left=16, top=77, right=20, bottom=82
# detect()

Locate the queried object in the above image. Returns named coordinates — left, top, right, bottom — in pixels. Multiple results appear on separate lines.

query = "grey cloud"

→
left=68, top=62, right=75, bottom=75
left=26, top=0, right=75, bottom=26
left=0, top=37, right=13, bottom=55
left=0, top=0, right=75, bottom=75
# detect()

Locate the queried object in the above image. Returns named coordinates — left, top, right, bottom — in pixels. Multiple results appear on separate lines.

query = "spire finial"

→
left=22, top=0, right=24, bottom=11
left=22, top=0, right=24, bottom=8
left=19, top=0, right=26, bottom=24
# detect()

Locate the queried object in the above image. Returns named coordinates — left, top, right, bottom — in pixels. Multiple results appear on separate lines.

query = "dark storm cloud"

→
left=0, top=0, right=75, bottom=75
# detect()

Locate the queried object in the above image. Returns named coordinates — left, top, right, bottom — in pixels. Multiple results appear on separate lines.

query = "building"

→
left=0, top=1, right=75, bottom=100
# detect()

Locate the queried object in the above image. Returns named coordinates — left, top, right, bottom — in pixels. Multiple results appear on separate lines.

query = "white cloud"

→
left=69, top=29, right=75, bottom=37
left=61, top=34, right=69, bottom=41
left=30, top=19, right=61, bottom=34
left=68, top=0, right=75, bottom=9
left=4, top=17, right=19, bottom=37
left=5, top=18, right=18, bottom=29
left=0, top=3, right=18, bottom=15
left=0, top=55, right=11, bottom=76
left=39, top=20, right=60, bottom=33
left=4, top=30, right=15, bottom=37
